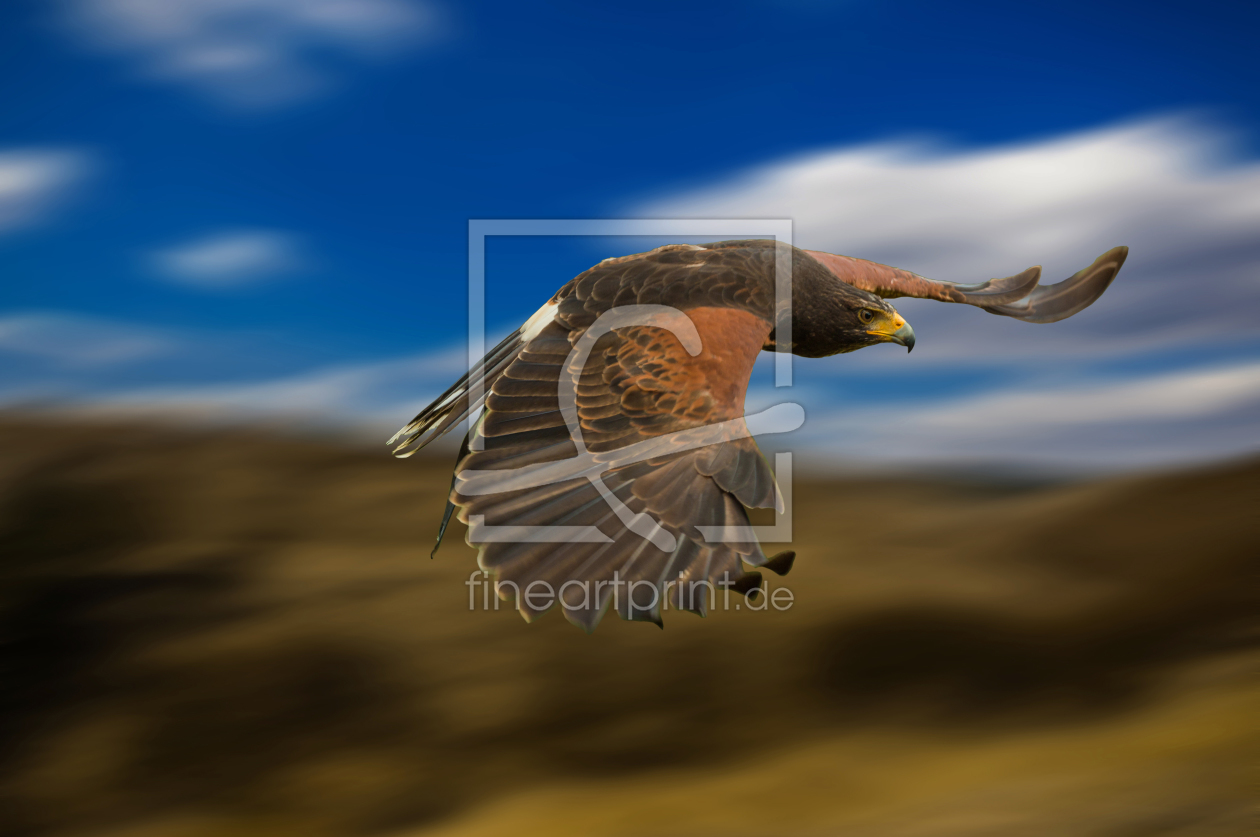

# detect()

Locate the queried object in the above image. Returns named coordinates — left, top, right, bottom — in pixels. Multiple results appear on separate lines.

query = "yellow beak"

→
left=867, top=311, right=916, bottom=352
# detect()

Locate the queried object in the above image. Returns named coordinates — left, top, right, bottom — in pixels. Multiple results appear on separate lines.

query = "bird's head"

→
left=795, top=248, right=916, bottom=357
left=833, top=285, right=916, bottom=354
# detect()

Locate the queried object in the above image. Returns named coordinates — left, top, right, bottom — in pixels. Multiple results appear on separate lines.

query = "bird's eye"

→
left=857, top=309, right=875, bottom=324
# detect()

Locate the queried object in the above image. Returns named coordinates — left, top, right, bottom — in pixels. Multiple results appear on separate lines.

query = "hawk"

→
left=391, top=240, right=1127, bottom=630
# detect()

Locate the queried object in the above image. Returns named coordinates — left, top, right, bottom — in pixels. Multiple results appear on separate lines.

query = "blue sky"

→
left=1, top=0, right=1258, bottom=472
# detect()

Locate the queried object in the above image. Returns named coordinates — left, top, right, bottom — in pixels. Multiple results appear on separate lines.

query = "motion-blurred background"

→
left=1, top=2, right=1257, bottom=836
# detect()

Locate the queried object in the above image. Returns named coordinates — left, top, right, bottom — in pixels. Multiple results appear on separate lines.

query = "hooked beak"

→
left=868, top=312, right=916, bottom=353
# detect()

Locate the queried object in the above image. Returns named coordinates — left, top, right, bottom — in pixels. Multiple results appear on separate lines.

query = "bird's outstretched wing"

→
left=393, top=243, right=787, bottom=631
left=806, top=246, right=1128, bottom=323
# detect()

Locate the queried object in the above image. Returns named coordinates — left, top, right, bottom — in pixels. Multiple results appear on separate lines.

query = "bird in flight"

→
left=391, top=240, right=1127, bottom=631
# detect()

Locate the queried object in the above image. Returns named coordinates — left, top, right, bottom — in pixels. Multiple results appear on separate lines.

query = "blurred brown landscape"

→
left=1, top=414, right=1256, bottom=837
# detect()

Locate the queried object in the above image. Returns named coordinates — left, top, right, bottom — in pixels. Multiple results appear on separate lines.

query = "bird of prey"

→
left=391, top=240, right=1127, bottom=631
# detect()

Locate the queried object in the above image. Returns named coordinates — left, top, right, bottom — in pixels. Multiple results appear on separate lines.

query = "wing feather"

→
left=420, top=244, right=783, bottom=629
left=983, top=246, right=1128, bottom=323
left=804, top=246, right=1127, bottom=323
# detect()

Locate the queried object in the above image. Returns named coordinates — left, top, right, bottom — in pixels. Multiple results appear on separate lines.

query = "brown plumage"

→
left=391, top=240, right=1128, bottom=631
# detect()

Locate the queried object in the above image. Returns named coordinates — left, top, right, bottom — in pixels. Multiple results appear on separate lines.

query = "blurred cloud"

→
left=0, top=305, right=464, bottom=425
left=637, top=114, right=1260, bottom=470
left=5, top=309, right=1256, bottom=471
left=639, top=115, right=1260, bottom=363
left=150, top=229, right=305, bottom=286
left=899, top=364, right=1260, bottom=428
left=0, top=312, right=169, bottom=366
left=57, top=0, right=441, bottom=108
left=789, top=361, right=1260, bottom=472
left=52, top=344, right=470, bottom=437
left=0, top=149, right=92, bottom=233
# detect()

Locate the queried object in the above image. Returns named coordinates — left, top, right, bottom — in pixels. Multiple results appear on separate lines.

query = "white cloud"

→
left=58, top=0, right=440, bottom=108
left=0, top=310, right=470, bottom=445
left=46, top=344, right=471, bottom=448
left=632, top=115, right=1260, bottom=470
left=639, top=115, right=1260, bottom=363
left=118, top=347, right=466, bottom=419
left=785, top=361, right=1260, bottom=472
left=638, top=116, right=1260, bottom=471
left=0, top=149, right=91, bottom=233
left=150, top=229, right=304, bottom=286
left=0, top=313, right=169, bottom=366
left=894, top=364, right=1260, bottom=429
